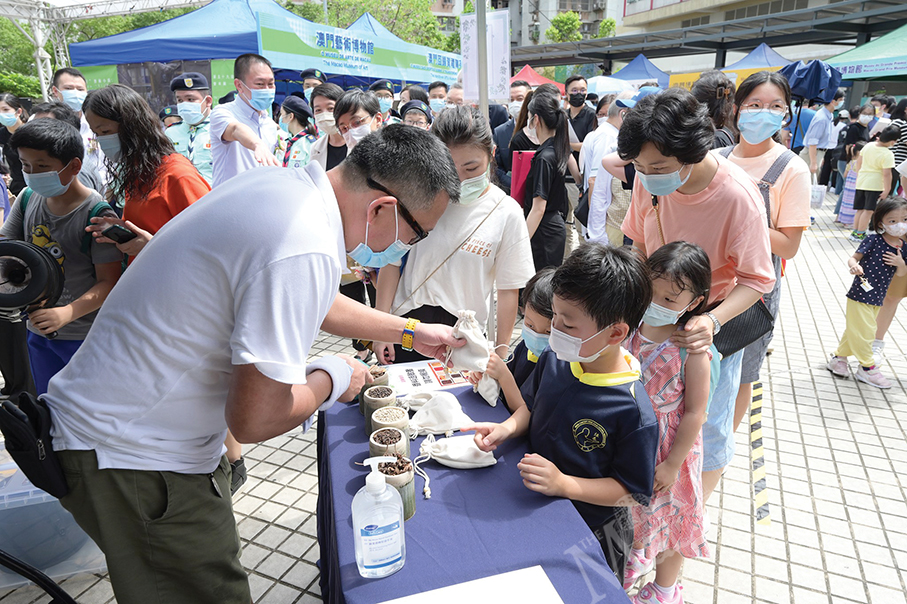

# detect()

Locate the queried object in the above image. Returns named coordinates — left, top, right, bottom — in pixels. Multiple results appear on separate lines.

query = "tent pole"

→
left=477, top=0, right=489, bottom=124
left=322, top=0, right=328, bottom=24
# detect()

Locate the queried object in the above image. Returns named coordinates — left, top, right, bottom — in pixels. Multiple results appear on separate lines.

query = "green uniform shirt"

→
left=167, top=119, right=213, bottom=185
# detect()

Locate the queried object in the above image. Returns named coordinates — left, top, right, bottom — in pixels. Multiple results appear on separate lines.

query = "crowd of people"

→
left=0, top=53, right=905, bottom=604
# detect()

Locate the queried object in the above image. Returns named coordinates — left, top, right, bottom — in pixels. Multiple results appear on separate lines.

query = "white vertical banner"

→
left=461, top=9, right=511, bottom=104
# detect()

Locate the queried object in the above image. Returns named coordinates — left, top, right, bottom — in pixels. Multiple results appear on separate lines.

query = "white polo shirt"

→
left=80, top=115, right=108, bottom=195
left=44, top=163, right=346, bottom=473
left=209, top=98, right=280, bottom=188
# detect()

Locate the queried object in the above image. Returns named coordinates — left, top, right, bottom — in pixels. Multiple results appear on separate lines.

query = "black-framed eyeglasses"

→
left=366, top=177, right=429, bottom=245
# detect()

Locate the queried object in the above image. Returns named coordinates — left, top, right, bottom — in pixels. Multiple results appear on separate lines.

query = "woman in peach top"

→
left=619, top=87, right=775, bottom=505
left=721, top=71, right=811, bottom=435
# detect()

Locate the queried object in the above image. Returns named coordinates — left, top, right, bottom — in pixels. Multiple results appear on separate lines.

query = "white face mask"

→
left=882, top=222, right=907, bottom=238
left=315, top=112, right=338, bottom=135
left=508, top=101, right=523, bottom=120
left=525, top=116, right=539, bottom=145
left=597, top=115, right=607, bottom=127
left=859, top=114, right=873, bottom=125
left=547, top=324, right=613, bottom=363
left=343, top=121, right=372, bottom=150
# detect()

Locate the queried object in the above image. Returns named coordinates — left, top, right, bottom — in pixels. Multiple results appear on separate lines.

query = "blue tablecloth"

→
left=316, top=386, right=629, bottom=604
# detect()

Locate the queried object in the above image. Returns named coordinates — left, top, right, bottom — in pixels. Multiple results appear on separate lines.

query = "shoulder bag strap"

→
left=390, top=194, right=508, bottom=315
left=651, top=194, right=666, bottom=247
left=756, top=149, right=797, bottom=229
left=718, top=145, right=735, bottom=159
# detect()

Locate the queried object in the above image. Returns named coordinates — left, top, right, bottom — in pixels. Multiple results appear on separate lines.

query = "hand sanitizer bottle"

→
left=352, top=456, right=406, bottom=579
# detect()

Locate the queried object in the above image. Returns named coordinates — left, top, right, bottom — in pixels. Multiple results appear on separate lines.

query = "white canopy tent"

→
left=0, top=0, right=207, bottom=99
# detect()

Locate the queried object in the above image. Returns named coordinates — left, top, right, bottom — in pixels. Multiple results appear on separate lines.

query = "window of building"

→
left=725, top=0, right=807, bottom=21
left=681, top=15, right=710, bottom=28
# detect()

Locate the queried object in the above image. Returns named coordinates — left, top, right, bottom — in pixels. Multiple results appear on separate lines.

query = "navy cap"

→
left=301, top=68, right=326, bottom=83
left=170, top=72, right=209, bottom=91
left=369, top=79, right=394, bottom=93
left=159, top=105, right=180, bottom=119
left=615, top=86, right=661, bottom=109
left=282, top=92, right=313, bottom=120
left=399, top=100, right=432, bottom=124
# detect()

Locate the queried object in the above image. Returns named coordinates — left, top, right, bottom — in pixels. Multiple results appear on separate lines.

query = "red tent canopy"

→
left=511, top=65, right=565, bottom=94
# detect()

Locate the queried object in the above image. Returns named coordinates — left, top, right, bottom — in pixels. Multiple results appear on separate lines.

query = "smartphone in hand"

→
left=101, top=224, right=138, bottom=244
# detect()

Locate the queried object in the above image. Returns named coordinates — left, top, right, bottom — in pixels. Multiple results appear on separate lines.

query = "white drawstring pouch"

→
left=413, top=434, right=497, bottom=498
left=447, top=310, right=490, bottom=372
left=446, top=310, right=499, bottom=406
left=408, top=391, right=474, bottom=439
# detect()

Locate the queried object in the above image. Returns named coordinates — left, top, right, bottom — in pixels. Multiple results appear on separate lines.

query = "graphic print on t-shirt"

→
left=573, top=418, right=608, bottom=452
left=30, top=224, right=65, bottom=270
left=460, top=235, right=493, bottom=258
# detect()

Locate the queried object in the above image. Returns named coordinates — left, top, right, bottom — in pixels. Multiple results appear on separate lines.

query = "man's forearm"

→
left=322, top=292, right=407, bottom=344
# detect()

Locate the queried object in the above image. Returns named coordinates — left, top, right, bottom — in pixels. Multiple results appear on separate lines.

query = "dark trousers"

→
left=0, top=320, right=36, bottom=397
left=592, top=507, right=634, bottom=584
left=339, top=280, right=377, bottom=352
left=818, top=149, right=835, bottom=186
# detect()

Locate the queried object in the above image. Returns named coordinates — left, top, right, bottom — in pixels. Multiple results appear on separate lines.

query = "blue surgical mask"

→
left=521, top=324, right=549, bottom=357
left=60, top=90, right=87, bottom=112
left=642, top=300, right=694, bottom=327
left=430, top=98, right=447, bottom=113
left=0, top=112, right=18, bottom=127
left=96, top=133, right=122, bottom=162
left=279, top=119, right=290, bottom=133
left=240, top=81, right=275, bottom=112
left=378, top=98, right=393, bottom=114
left=547, top=324, right=613, bottom=363
left=177, top=101, right=206, bottom=126
left=459, top=170, right=489, bottom=205
left=737, top=110, right=785, bottom=145
left=348, top=204, right=413, bottom=268
left=637, top=164, right=692, bottom=197
left=23, top=161, right=74, bottom=198
left=302, top=88, right=312, bottom=101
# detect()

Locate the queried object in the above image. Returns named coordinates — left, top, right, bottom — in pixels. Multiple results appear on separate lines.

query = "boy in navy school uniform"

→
left=467, top=244, right=659, bottom=582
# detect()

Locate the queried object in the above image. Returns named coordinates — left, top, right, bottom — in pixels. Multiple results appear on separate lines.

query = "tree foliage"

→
left=545, top=11, right=582, bottom=43
left=285, top=0, right=450, bottom=50
left=441, top=0, right=472, bottom=54
left=597, top=17, right=616, bottom=38
left=0, top=70, right=42, bottom=98
left=0, top=19, right=43, bottom=78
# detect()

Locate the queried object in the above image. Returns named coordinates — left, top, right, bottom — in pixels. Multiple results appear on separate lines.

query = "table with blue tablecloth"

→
left=316, top=385, right=630, bottom=603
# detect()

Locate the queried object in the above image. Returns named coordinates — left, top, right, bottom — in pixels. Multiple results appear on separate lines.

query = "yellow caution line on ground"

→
left=750, top=382, right=771, bottom=526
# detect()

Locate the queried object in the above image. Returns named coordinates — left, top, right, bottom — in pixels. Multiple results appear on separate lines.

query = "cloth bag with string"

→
left=446, top=310, right=500, bottom=406
left=408, top=391, right=474, bottom=439
left=412, top=434, right=496, bottom=498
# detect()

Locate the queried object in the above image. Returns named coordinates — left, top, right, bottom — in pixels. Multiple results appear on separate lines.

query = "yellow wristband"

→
left=402, top=318, right=420, bottom=351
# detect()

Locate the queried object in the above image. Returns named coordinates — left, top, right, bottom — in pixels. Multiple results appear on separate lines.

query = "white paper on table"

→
left=386, top=360, right=471, bottom=397
left=377, top=565, right=564, bottom=604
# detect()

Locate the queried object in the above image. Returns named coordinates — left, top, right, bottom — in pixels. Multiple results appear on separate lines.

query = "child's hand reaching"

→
left=849, top=263, right=864, bottom=276
left=484, top=352, right=508, bottom=382
left=883, top=250, right=906, bottom=269
left=653, top=461, right=680, bottom=493
left=518, top=453, right=566, bottom=497
left=464, top=422, right=513, bottom=452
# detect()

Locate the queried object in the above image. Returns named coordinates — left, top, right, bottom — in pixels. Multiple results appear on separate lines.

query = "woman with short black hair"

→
left=619, top=87, right=776, bottom=506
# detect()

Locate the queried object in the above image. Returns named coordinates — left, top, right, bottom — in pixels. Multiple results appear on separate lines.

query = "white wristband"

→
left=306, top=356, right=353, bottom=414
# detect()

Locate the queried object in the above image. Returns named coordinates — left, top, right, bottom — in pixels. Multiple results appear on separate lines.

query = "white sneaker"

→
left=826, top=356, right=850, bottom=378
left=872, top=340, right=885, bottom=366
left=856, top=367, right=892, bottom=389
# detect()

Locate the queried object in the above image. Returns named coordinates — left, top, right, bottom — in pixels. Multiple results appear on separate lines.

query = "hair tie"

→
left=716, top=87, right=730, bottom=99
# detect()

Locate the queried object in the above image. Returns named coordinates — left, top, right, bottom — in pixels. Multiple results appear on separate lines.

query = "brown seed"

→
left=373, top=428, right=401, bottom=445
left=379, top=453, right=412, bottom=476
left=368, top=386, right=393, bottom=399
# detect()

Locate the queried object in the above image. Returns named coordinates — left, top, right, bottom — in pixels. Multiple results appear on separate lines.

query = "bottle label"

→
left=360, top=521, right=402, bottom=569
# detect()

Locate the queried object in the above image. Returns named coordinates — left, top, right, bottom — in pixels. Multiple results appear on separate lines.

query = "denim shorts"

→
left=702, top=349, right=744, bottom=472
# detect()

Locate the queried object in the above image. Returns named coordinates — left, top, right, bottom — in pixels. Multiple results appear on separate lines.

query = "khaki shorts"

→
left=888, top=272, right=907, bottom=299
left=58, top=450, right=250, bottom=604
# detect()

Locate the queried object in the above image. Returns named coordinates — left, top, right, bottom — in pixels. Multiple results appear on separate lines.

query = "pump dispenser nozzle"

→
left=362, top=456, right=395, bottom=494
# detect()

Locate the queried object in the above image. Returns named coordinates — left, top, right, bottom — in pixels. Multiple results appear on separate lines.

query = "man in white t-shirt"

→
left=583, top=92, right=632, bottom=244
left=43, top=125, right=463, bottom=604
left=209, top=53, right=281, bottom=187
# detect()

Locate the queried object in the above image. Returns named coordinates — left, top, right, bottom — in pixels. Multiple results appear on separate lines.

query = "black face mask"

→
left=568, top=92, right=587, bottom=108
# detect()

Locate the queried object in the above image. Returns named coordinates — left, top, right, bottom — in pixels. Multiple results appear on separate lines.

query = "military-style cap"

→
left=282, top=92, right=314, bottom=120
left=369, top=79, right=394, bottom=93
left=170, top=72, right=210, bottom=92
left=159, top=105, right=179, bottom=119
left=398, top=100, right=432, bottom=124
left=301, top=68, right=326, bottom=83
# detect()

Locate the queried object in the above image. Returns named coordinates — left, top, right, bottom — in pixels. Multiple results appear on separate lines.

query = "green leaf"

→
left=544, top=11, right=582, bottom=44
left=0, top=70, right=43, bottom=98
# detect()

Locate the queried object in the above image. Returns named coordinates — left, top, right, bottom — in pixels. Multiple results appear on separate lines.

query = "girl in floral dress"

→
left=625, top=241, right=714, bottom=604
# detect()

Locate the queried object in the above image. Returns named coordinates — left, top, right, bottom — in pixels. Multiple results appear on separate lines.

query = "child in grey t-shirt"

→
left=0, top=118, right=123, bottom=394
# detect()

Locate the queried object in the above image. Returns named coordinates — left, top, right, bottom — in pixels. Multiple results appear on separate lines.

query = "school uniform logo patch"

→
left=573, top=419, right=607, bottom=452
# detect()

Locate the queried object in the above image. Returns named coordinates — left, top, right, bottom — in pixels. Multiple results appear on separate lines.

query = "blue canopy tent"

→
left=611, top=54, right=670, bottom=88
left=722, top=42, right=791, bottom=72
left=68, top=0, right=450, bottom=103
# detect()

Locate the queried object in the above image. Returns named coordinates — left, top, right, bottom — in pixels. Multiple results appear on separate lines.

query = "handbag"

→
left=574, top=188, right=590, bottom=227
left=0, top=392, right=69, bottom=498
left=510, top=150, right=535, bottom=207
left=652, top=193, right=774, bottom=358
